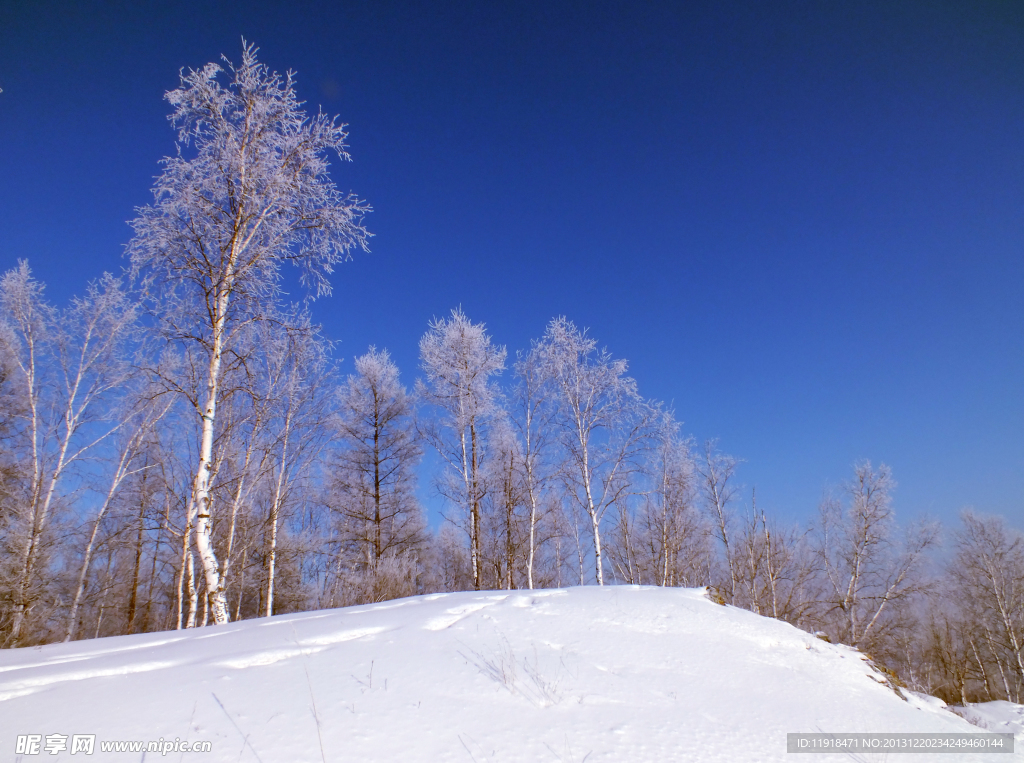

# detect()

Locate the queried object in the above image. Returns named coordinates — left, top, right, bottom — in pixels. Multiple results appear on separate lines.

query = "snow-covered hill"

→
left=0, top=587, right=1015, bottom=762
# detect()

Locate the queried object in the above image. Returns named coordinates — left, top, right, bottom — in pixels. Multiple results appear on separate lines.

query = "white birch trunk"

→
left=185, top=551, right=198, bottom=629
left=192, top=274, right=235, bottom=625
left=265, top=406, right=293, bottom=617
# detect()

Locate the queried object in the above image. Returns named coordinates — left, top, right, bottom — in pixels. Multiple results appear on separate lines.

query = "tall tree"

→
left=697, top=440, right=740, bottom=604
left=537, top=317, right=655, bottom=586
left=128, top=42, right=370, bottom=624
left=0, top=263, right=138, bottom=645
left=331, top=348, right=425, bottom=571
left=641, top=419, right=704, bottom=588
left=816, top=461, right=938, bottom=650
left=511, top=344, right=556, bottom=590
left=257, top=314, right=334, bottom=617
left=418, top=309, right=506, bottom=590
left=950, top=511, right=1024, bottom=702
left=65, top=381, right=174, bottom=641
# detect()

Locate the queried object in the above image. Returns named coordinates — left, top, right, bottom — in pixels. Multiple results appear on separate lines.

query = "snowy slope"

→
left=0, top=587, right=1012, bottom=762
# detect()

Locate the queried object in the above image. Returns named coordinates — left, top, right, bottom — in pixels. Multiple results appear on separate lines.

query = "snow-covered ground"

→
left=952, top=701, right=1024, bottom=745
left=0, top=586, right=1017, bottom=762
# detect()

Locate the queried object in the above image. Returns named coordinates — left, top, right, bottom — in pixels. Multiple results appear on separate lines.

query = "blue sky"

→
left=1, top=1, right=1021, bottom=530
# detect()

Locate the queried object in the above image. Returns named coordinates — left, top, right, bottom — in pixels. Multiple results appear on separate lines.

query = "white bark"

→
left=65, top=392, right=173, bottom=641
left=193, top=289, right=232, bottom=624
left=1, top=264, right=137, bottom=645
left=817, top=461, right=936, bottom=649
left=418, top=309, right=505, bottom=591
left=264, top=404, right=292, bottom=617
left=536, top=317, right=653, bottom=586
left=128, top=43, right=370, bottom=626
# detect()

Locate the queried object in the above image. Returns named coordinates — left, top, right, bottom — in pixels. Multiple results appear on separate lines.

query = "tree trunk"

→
left=265, top=511, right=279, bottom=617
left=373, top=397, right=382, bottom=564
left=470, top=421, right=481, bottom=590
left=175, top=496, right=196, bottom=630
left=126, top=488, right=147, bottom=634
left=193, top=275, right=237, bottom=626
left=505, top=451, right=515, bottom=590
left=526, top=477, right=538, bottom=590
left=265, top=405, right=293, bottom=617
left=186, top=551, right=198, bottom=629
left=579, top=443, right=604, bottom=586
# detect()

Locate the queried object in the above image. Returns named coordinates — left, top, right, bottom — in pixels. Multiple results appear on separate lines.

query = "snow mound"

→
left=0, top=587, right=1011, bottom=762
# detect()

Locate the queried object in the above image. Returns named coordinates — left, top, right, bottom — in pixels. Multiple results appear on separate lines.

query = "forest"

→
left=0, top=44, right=1021, bottom=712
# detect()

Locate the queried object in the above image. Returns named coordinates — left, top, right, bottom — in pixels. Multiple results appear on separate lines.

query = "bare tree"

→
left=128, top=42, right=370, bottom=624
left=949, top=510, right=1024, bottom=702
left=815, top=461, right=938, bottom=650
left=732, top=492, right=816, bottom=625
left=697, top=440, right=740, bottom=604
left=923, top=596, right=978, bottom=704
left=479, top=418, right=525, bottom=590
left=417, top=309, right=505, bottom=590
left=0, top=334, right=29, bottom=639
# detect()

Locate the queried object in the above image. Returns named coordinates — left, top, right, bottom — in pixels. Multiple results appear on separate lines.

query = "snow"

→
left=952, top=701, right=1024, bottom=746
left=1, top=586, right=1016, bottom=761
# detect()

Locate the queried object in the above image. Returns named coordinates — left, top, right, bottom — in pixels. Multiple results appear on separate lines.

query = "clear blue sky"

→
left=1, top=1, right=1021, bottom=530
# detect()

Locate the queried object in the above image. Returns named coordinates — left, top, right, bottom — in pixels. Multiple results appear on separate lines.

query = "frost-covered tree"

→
left=536, top=317, right=655, bottom=586
left=0, top=263, right=139, bottom=645
left=698, top=441, right=740, bottom=604
left=637, top=419, right=706, bottom=587
left=510, top=344, right=557, bottom=590
left=949, top=511, right=1024, bottom=702
left=816, top=461, right=938, bottom=650
left=65, top=381, right=174, bottom=641
left=331, top=348, right=425, bottom=570
left=128, top=42, right=370, bottom=624
left=250, top=313, right=333, bottom=618
left=418, top=309, right=506, bottom=590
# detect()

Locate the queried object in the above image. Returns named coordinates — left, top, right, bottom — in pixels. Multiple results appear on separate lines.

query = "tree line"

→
left=0, top=43, right=1020, bottom=708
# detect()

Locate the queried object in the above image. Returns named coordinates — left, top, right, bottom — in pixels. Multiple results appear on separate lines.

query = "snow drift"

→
left=0, top=586, right=1015, bottom=762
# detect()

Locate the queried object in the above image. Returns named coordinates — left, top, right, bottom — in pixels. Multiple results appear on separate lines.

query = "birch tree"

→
left=537, top=317, right=655, bottom=586
left=640, top=420, right=705, bottom=587
left=257, top=316, right=333, bottom=617
left=128, top=42, right=370, bottom=624
left=205, top=323, right=277, bottom=623
left=511, top=345, right=556, bottom=589
left=950, top=511, right=1024, bottom=702
left=816, top=461, right=938, bottom=650
left=698, top=441, right=740, bottom=604
left=418, top=309, right=505, bottom=590
left=65, top=384, right=173, bottom=641
left=0, top=264, right=138, bottom=645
